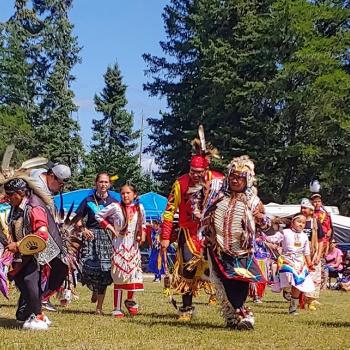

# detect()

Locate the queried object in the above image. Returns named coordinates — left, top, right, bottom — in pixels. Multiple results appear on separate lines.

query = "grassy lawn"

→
left=0, top=276, right=348, bottom=350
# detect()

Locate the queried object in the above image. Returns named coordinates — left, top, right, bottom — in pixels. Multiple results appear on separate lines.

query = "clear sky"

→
left=0, top=0, right=169, bottom=157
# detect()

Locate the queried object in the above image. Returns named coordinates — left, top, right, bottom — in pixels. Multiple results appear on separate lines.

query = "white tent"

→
left=265, top=203, right=339, bottom=217
left=264, top=203, right=349, bottom=244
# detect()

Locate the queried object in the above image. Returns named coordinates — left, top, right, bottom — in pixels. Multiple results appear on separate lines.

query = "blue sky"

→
left=1, top=0, right=169, bottom=154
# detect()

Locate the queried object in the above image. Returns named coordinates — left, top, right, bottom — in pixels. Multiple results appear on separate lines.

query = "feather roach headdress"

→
left=190, top=125, right=220, bottom=168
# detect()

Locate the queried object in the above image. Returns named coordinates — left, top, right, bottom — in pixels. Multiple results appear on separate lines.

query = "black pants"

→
left=14, top=258, right=41, bottom=321
left=221, top=278, right=249, bottom=309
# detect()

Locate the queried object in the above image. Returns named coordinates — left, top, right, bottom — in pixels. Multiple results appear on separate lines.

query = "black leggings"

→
left=221, top=278, right=249, bottom=309
left=14, top=258, right=41, bottom=320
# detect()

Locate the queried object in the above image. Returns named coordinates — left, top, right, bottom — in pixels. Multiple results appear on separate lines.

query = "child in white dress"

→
left=95, top=182, right=146, bottom=318
left=265, top=213, right=315, bottom=314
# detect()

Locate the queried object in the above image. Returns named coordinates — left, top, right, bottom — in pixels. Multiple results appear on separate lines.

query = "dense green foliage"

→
left=1, top=0, right=349, bottom=203
left=32, top=0, right=85, bottom=175
left=0, top=1, right=157, bottom=192
left=0, top=0, right=84, bottom=187
left=88, top=62, right=157, bottom=193
left=144, top=0, right=350, bottom=212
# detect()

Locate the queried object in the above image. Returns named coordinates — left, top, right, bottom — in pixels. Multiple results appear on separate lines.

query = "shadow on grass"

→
left=257, top=300, right=287, bottom=304
left=0, top=303, right=17, bottom=308
left=133, top=318, right=226, bottom=330
left=302, top=320, right=350, bottom=328
left=59, top=308, right=108, bottom=316
left=0, top=317, right=21, bottom=329
left=138, top=311, right=178, bottom=320
left=252, top=304, right=286, bottom=310
left=256, top=309, right=287, bottom=315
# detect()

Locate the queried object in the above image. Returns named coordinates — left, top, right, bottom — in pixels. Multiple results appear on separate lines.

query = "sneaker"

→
left=253, top=298, right=263, bottom=304
left=236, top=307, right=255, bottom=331
left=178, top=312, right=192, bottom=321
left=23, top=314, right=48, bottom=331
left=152, top=278, right=161, bottom=283
left=111, top=309, right=124, bottom=318
left=42, top=300, right=57, bottom=312
left=307, top=300, right=317, bottom=311
left=43, top=315, right=52, bottom=326
left=124, top=300, right=139, bottom=316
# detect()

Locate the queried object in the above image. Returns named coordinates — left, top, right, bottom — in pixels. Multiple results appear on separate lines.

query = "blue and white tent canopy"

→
left=139, top=191, right=167, bottom=221
left=54, top=190, right=167, bottom=221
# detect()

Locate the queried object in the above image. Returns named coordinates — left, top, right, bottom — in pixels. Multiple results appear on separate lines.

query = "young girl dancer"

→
left=95, top=182, right=146, bottom=318
left=265, top=213, right=315, bottom=314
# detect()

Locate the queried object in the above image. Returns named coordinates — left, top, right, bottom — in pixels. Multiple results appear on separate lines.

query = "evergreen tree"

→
left=145, top=0, right=350, bottom=213
left=144, top=0, right=276, bottom=191
left=32, top=0, right=84, bottom=178
left=0, top=1, right=43, bottom=158
left=90, top=62, right=154, bottom=193
left=258, top=0, right=350, bottom=209
left=0, top=1, right=41, bottom=115
left=0, top=106, right=35, bottom=164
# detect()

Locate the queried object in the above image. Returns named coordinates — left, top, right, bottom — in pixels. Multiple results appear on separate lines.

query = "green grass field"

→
left=0, top=277, right=348, bottom=350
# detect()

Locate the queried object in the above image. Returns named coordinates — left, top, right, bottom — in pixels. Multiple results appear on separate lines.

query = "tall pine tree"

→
left=31, top=0, right=84, bottom=178
left=143, top=0, right=276, bottom=191
left=257, top=0, right=350, bottom=209
left=145, top=0, right=350, bottom=212
left=89, top=62, right=154, bottom=193
left=0, top=0, right=41, bottom=159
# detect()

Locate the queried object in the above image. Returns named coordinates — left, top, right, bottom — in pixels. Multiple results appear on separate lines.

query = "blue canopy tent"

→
left=54, top=190, right=167, bottom=221
left=139, top=191, right=167, bottom=221
left=54, top=189, right=121, bottom=212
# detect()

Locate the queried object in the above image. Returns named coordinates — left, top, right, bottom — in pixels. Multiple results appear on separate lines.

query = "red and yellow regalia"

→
left=161, top=153, right=224, bottom=318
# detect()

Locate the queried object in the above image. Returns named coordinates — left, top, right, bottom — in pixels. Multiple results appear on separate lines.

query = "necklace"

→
left=94, top=191, right=108, bottom=206
left=292, top=228, right=302, bottom=248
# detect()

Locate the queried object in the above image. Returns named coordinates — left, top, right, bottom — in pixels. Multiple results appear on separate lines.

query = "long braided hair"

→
left=119, top=181, right=144, bottom=241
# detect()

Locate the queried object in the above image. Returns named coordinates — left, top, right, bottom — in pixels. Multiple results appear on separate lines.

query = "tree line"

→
left=144, top=0, right=350, bottom=213
left=1, top=0, right=350, bottom=212
left=0, top=0, right=155, bottom=193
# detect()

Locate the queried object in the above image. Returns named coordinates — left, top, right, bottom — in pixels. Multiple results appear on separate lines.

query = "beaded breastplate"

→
left=212, top=194, right=255, bottom=256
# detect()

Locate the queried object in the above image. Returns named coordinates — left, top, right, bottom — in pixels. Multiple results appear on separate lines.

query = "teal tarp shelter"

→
left=54, top=190, right=167, bottom=221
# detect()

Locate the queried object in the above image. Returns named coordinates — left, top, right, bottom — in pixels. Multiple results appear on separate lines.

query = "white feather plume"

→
left=309, top=180, right=321, bottom=193
left=19, top=157, right=48, bottom=171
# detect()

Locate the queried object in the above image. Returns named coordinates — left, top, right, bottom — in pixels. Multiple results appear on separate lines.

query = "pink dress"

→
left=325, top=248, right=343, bottom=271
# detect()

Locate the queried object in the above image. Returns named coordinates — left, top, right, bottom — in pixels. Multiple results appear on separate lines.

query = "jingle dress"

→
left=267, top=229, right=315, bottom=293
left=95, top=202, right=145, bottom=291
